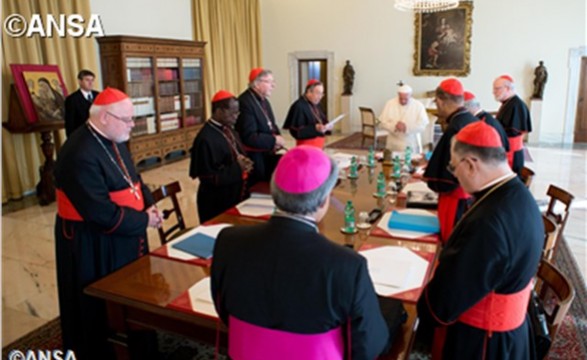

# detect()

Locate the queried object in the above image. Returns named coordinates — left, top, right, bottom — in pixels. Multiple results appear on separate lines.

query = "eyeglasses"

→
left=260, top=79, right=276, bottom=85
left=446, top=158, right=467, bottom=175
left=447, top=157, right=478, bottom=175
left=107, top=111, right=134, bottom=124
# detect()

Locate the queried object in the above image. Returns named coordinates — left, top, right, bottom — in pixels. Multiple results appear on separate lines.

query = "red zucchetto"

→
left=463, top=91, right=476, bottom=101
left=212, top=90, right=235, bottom=103
left=93, top=87, right=128, bottom=105
left=249, top=68, right=264, bottom=82
left=498, top=74, right=514, bottom=83
left=439, top=78, right=464, bottom=96
left=456, top=120, right=502, bottom=148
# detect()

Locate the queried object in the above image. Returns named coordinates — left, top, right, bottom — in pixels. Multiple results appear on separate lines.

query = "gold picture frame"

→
left=413, top=2, right=473, bottom=76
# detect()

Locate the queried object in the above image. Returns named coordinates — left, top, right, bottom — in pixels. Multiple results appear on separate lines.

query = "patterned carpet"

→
left=3, top=239, right=585, bottom=360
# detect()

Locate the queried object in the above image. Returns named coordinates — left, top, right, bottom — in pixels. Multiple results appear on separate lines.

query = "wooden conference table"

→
left=86, top=153, right=439, bottom=360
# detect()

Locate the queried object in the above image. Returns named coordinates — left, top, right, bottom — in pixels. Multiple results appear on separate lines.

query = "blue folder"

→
left=387, top=210, right=440, bottom=233
left=171, top=233, right=216, bottom=259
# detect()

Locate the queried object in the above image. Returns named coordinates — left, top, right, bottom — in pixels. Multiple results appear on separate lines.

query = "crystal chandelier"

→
left=394, top=0, right=459, bottom=13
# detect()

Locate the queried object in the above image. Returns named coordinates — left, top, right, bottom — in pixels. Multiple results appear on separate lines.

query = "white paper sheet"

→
left=402, top=181, right=431, bottom=193
left=187, top=277, right=218, bottom=318
left=376, top=209, right=437, bottom=239
left=325, top=114, right=345, bottom=130
left=331, top=152, right=355, bottom=169
left=236, top=197, right=275, bottom=217
left=360, top=246, right=429, bottom=296
left=165, top=223, right=233, bottom=260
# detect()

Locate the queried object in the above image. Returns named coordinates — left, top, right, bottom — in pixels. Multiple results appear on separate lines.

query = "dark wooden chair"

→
left=541, top=214, right=559, bottom=261
left=520, top=166, right=535, bottom=188
left=359, top=107, right=387, bottom=148
left=544, top=185, right=574, bottom=258
left=534, top=259, right=575, bottom=341
left=151, top=181, right=188, bottom=245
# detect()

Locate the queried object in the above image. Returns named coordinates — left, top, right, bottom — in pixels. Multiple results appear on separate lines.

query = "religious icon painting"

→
left=413, top=1, right=473, bottom=76
left=10, top=64, right=68, bottom=124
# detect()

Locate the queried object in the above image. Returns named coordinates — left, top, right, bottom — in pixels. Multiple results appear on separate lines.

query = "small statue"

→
left=532, top=61, right=548, bottom=100
left=342, top=60, right=355, bottom=95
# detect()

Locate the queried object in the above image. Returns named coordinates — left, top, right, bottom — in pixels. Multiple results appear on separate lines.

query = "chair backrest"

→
left=151, top=181, right=186, bottom=245
left=359, top=107, right=377, bottom=137
left=228, top=315, right=344, bottom=360
left=520, top=166, right=535, bottom=188
left=544, top=185, right=574, bottom=250
left=534, top=259, right=575, bottom=339
left=541, top=214, right=559, bottom=261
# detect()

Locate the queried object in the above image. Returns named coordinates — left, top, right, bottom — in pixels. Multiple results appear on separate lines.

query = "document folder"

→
left=387, top=210, right=440, bottom=233
left=171, top=233, right=216, bottom=259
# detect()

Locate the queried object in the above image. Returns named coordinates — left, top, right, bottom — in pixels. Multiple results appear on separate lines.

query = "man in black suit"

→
left=64, top=69, right=100, bottom=137
left=235, top=68, right=285, bottom=185
left=211, top=146, right=391, bottom=359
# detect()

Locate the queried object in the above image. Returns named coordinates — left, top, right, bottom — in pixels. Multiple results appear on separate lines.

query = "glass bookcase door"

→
left=126, top=57, right=156, bottom=137
left=157, top=57, right=182, bottom=132
left=182, top=58, right=204, bottom=127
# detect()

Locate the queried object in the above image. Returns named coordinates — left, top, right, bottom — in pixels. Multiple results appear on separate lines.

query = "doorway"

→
left=298, top=59, right=328, bottom=115
left=574, top=57, right=587, bottom=143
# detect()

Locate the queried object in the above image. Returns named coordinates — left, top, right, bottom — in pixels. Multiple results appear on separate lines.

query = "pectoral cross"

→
left=130, top=185, right=141, bottom=200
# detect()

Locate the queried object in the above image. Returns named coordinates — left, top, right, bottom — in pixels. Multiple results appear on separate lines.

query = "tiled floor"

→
left=2, top=135, right=586, bottom=346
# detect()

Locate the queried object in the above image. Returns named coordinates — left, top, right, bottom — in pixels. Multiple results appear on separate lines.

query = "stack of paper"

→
left=331, top=152, right=355, bottom=169
left=236, top=197, right=275, bottom=217
left=360, top=246, right=429, bottom=296
left=187, top=277, right=218, bottom=318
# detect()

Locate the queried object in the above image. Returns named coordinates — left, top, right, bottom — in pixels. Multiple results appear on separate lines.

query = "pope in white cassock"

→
left=379, top=84, right=429, bottom=153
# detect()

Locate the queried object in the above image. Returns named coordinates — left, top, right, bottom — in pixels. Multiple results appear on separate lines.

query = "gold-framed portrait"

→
left=413, top=2, right=473, bottom=76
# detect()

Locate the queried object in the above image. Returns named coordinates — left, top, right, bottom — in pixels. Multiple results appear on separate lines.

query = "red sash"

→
left=296, top=137, right=325, bottom=149
left=432, top=282, right=532, bottom=360
left=437, top=187, right=470, bottom=243
left=57, top=182, right=144, bottom=221
left=458, top=281, right=532, bottom=332
left=506, top=134, right=524, bottom=167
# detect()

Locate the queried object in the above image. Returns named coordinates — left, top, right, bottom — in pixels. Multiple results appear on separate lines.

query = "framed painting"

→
left=10, top=64, right=68, bottom=124
left=413, top=2, right=473, bottom=76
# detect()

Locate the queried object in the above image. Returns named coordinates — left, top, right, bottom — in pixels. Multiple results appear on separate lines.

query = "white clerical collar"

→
left=209, top=118, right=223, bottom=128
left=478, top=172, right=516, bottom=192
left=88, top=120, right=109, bottom=139
left=474, top=109, right=483, bottom=117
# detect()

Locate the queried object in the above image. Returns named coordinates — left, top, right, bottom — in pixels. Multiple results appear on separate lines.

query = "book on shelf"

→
left=157, top=58, right=179, bottom=67
left=161, top=118, right=180, bottom=132
left=146, top=116, right=156, bottom=134
left=126, top=57, right=152, bottom=68
left=131, top=97, right=155, bottom=117
left=185, top=115, right=200, bottom=127
left=184, top=80, right=200, bottom=93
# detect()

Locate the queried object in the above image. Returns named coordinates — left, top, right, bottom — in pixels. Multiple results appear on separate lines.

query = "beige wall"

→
left=261, top=0, right=586, bottom=143
left=89, top=0, right=586, bottom=142
left=90, top=0, right=193, bottom=40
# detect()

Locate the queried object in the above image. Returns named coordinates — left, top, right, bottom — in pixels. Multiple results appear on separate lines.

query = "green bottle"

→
left=368, top=146, right=376, bottom=167
left=376, top=172, right=386, bottom=196
left=349, top=156, right=358, bottom=178
left=344, top=200, right=356, bottom=232
left=393, top=155, right=401, bottom=179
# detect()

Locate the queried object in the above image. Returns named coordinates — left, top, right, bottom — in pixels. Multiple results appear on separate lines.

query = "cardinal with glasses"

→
left=54, top=87, right=163, bottom=359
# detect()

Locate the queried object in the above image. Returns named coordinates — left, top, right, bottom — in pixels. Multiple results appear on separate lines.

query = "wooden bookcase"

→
left=97, top=35, right=206, bottom=169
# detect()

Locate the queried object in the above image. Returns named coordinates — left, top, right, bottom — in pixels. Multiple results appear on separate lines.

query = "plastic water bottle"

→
left=393, top=155, right=401, bottom=179
left=344, top=200, right=356, bottom=232
left=405, top=146, right=412, bottom=170
left=368, top=146, right=376, bottom=167
left=349, top=156, right=358, bottom=178
left=376, top=172, right=386, bottom=196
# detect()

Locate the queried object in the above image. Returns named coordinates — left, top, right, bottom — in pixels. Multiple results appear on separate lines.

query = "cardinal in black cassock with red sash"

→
left=423, top=79, right=477, bottom=243
left=494, top=75, right=532, bottom=176
left=235, top=68, right=284, bottom=185
left=189, top=90, right=253, bottom=223
left=54, top=88, right=162, bottom=359
left=418, top=121, right=543, bottom=360
left=283, top=79, right=329, bottom=148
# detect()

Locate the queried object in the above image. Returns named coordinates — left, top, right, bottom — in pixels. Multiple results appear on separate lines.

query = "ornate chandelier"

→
left=394, top=0, right=459, bottom=13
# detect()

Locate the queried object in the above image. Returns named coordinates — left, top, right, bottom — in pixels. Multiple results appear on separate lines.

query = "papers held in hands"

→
left=172, top=233, right=216, bottom=259
left=387, top=210, right=440, bottom=233
left=325, top=114, right=345, bottom=131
